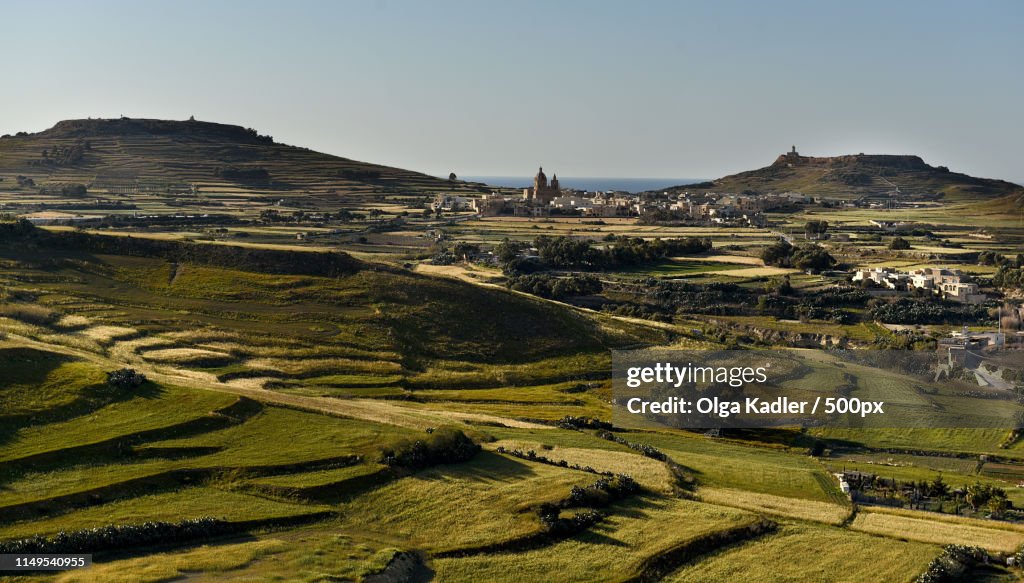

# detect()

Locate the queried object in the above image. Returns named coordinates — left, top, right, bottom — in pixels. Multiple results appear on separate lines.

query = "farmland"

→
left=2, top=120, right=1024, bottom=581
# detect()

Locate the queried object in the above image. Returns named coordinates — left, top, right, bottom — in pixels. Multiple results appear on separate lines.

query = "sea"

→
left=458, top=176, right=705, bottom=194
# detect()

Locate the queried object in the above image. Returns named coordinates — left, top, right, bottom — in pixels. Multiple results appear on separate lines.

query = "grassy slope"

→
left=667, top=523, right=937, bottom=583
left=0, top=117, right=483, bottom=199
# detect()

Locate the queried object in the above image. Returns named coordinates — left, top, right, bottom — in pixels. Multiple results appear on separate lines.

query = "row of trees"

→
left=979, top=251, right=1024, bottom=268
left=506, top=273, right=602, bottom=300
left=518, top=235, right=712, bottom=272
left=870, top=298, right=991, bottom=325
left=993, top=265, right=1024, bottom=290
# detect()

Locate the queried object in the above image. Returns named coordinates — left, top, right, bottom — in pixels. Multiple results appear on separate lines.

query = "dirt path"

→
left=0, top=333, right=550, bottom=432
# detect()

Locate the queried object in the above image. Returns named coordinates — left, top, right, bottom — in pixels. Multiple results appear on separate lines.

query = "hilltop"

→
left=0, top=117, right=485, bottom=202
left=668, top=148, right=1023, bottom=202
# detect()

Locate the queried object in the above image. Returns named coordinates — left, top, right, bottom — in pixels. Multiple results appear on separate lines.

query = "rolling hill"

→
left=667, top=149, right=1024, bottom=202
left=0, top=117, right=485, bottom=204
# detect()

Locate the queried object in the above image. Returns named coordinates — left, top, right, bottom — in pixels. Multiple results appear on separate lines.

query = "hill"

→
left=667, top=148, right=1024, bottom=202
left=0, top=117, right=485, bottom=205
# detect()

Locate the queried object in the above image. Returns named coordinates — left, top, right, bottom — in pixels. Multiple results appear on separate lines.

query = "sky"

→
left=1, top=0, right=1021, bottom=182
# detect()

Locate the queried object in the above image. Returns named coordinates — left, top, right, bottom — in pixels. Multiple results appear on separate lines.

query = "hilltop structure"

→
left=523, top=166, right=561, bottom=205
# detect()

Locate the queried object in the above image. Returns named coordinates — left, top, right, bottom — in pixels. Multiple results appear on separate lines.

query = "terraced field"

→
left=1, top=223, right=1022, bottom=582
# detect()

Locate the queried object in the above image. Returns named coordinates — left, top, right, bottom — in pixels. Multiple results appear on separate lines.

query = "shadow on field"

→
left=578, top=528, right=631, bottom=548
left=613, top=494, right=671, bottom=520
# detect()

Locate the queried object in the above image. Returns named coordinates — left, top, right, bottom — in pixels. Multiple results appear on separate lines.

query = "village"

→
left=432, top=165, right=811, bottom=225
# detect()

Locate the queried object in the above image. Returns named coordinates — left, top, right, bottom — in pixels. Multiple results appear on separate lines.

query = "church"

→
left=523, top=166, right=561, bottom=205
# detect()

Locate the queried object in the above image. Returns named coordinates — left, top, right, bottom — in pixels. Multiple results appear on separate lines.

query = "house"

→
left=870, top=219, right=914, bottom=232
left=470, top=194, right=507, bottom=216
left=432, top=194, right=472, bottom=212
left=910, top=268, right=987, bottom=304
left=852, top=268, right=909, bottom=290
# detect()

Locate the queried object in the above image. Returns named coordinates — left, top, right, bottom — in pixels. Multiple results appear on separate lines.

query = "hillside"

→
left=668, top=149, right=1024, bottom=202
left=0, top=117, right=485, bottom=205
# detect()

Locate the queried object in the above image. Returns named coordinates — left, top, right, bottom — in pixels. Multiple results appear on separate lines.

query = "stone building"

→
left=523, top=166, right=561, bottom=205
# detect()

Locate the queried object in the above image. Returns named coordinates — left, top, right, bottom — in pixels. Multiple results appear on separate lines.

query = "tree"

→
left=965, top=482, right=990, bottom=511
left=495, top=238, right=526, bottom=265
left=987, top=495, right=1009, bottom=518
left=451, top=241, right=480, bottom=260
left=448, top=172, right=457, bottom=181
left=804, top=220, right=829, bottom=238
left=776, top=275, right=793, bottom=295
left=889, top=236, right=911, bottom=250
left=931, top=474, right=949, bottom=501
left=761, top=239, right=793, bottom=267
left=790, top=244, right=836, bottom=272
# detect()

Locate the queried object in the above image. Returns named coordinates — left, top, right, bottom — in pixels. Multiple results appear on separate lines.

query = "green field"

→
left=2, top=144, right=1024, bottom=582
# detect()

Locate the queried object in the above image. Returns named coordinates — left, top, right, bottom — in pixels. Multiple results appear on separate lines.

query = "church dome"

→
left=534, top=166, right=548, bottom=188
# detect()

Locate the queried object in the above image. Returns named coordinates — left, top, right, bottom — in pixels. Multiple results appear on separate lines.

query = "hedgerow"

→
left=916, top=545, right=989, bottom=583
left=596, top=430, right=668, bottom=461
left=495, top=446, right=611, bottom=476
left=0, top=518, right=232, bottom=555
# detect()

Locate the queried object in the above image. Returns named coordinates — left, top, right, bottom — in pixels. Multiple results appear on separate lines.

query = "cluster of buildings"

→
left=434, top=166, right=809, bottom=223
left=852, top=266, right=987, bottom=304
left=663, top=191, right=808, bottom=225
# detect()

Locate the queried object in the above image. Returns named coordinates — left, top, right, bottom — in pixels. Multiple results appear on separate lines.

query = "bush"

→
left=106, top=368, right=147, bottom=390
left=916, top=545, right=989, bottom=582
left=380, top=427, right=480, bottom=470
left=889, top=237, right=912, bottom=250
left=564, top=475, right=640, bottom=508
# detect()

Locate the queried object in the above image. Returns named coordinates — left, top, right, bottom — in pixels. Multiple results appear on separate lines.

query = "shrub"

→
left=889, top=236, right=912, bottom=250
left=557, top=416, right=613, bottom=431
left=916, top=545, right=989, bottom=582
left=596, top=430, right=668, bottom=461
left=106, top=368, right=147, bottom=390
left=380, top=427, right=480, bottom=470
left=564, top=475, right=640, bottom=508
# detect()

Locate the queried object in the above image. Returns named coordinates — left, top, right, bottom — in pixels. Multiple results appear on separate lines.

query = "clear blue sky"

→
left=1, top=0, right=1021, bottom=182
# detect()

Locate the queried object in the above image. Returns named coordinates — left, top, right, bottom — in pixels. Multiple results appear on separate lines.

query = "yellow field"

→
left=697, top=487, right=850, bottom=525
left=851, top=509, right=1024, bottom=552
